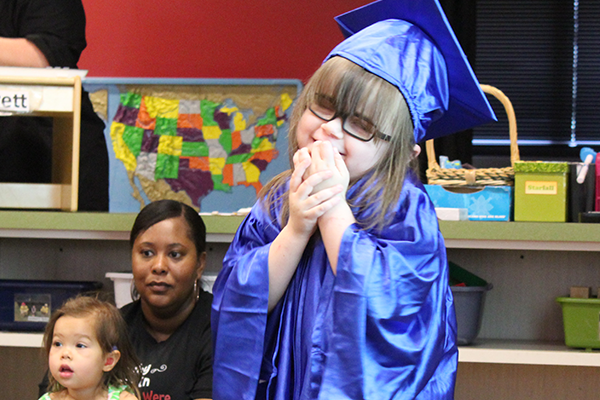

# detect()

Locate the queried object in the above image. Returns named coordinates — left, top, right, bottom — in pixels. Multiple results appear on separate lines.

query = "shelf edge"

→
left=0, top=332, right=43, bottom=348
left=458, top=340, right=600, bottom=366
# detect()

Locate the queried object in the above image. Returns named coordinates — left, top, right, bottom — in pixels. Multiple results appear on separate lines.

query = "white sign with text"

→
left=0, top=91, right=30, bottom=112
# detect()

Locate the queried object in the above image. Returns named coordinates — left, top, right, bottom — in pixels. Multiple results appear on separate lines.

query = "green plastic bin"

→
left=556, top=297, right=600, bottom=350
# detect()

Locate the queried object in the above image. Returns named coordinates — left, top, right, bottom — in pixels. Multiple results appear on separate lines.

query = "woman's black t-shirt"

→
left=121, top=291, right=214, bottom=400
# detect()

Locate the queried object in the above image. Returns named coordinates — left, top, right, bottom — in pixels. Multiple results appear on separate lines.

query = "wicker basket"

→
left=425, top=84, right=520, bottom=186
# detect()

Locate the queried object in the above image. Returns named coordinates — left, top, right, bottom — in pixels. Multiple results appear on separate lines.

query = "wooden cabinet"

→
left=0, top=73, right=84, bottom=211
left=1, top=214, right=599, bottom=399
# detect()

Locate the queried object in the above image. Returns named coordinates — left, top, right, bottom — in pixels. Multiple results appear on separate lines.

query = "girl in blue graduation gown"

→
left=211, top=1, right=496, bottom=399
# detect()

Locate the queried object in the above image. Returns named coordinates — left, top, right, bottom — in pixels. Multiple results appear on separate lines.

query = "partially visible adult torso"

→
left=0, top=0, right=86, bottom=67
left=0, top=0, right=109, bottom=211
left=121, top=290, right=214, bottom=400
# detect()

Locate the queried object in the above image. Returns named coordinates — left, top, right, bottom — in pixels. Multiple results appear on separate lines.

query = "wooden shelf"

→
left=1, top=212, right=600, bottom=374
left=0, top=211, right=245, bottom=242
left=0, top=212, right=599, bottom=248
left=0, top=74, right=83, bottom=211
left=3, top=333, right=597, bottom=368
left=458, top=339, right=600, bottom=367
left=439, top=220, right=600, bottom=251
left=0, top=332, right=43, bottom=348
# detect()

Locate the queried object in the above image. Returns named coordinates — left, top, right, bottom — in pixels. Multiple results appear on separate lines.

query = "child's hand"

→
left=288, top=147, right=344, bottom=238
left=306, top=141, right=349, bottom=196
left=306, top=142, right=354, bottom=274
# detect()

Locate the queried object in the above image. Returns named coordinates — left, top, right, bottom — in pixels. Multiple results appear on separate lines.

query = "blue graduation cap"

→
left=325, top=0, right=496, bottom=143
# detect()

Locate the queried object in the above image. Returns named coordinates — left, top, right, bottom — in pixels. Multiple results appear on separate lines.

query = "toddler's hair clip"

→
left=112, top=345, right=118, bottom=351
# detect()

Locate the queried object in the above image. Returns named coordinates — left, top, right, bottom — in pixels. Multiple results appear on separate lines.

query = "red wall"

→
left=80, top=0, right=368, bottom=81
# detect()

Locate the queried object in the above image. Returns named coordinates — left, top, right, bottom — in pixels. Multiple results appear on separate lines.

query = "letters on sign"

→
left=0, top=91, right=30, bottom=112
left=524, top=181, right=558, bottom=195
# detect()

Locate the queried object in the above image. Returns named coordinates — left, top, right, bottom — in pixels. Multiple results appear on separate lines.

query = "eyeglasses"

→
left=308, top=99, right=391, bottom=142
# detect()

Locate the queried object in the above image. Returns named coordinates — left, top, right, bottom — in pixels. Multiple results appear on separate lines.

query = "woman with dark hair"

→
left=129, top=200, right=206, bottom=252
left=39, top=200, right=213, bottom=399
left=122, top=200, right=213, bottom=400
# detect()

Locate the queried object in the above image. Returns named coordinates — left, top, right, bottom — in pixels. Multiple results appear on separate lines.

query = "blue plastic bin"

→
left=0, top=279, right=102, bottom=331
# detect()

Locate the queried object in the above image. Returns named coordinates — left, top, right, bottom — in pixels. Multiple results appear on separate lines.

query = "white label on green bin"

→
left=524, top=181, right=558, bottom=195
left=14, top=293, right=51, bottom=323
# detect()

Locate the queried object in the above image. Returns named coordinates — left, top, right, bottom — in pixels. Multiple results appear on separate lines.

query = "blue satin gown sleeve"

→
left=317, top=174, right=457, bottom=399
left=211, top=200, right=279, bottom=400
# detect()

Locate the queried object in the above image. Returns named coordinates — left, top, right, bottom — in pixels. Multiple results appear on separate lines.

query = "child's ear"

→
left=102, top=349, right=121, bottom=372
left=412, top=144, right=421, bottom=158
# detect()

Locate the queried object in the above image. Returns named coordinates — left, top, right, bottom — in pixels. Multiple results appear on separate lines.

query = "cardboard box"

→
left=569, top=286, right=591, bottom=298
left=425, top=185, right=513, bottom=221
left=514, top=161, right=569, bottom=222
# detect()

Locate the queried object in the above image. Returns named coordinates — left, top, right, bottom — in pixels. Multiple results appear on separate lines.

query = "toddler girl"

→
left=39, top=296, right=140, bottom=400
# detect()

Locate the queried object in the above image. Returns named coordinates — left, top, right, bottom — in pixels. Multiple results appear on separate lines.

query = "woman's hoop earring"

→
left=131, top=279, right=140, bottom=301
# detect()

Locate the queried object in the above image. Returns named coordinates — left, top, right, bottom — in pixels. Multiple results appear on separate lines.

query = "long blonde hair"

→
left=261, top=56, right=416, bottom=230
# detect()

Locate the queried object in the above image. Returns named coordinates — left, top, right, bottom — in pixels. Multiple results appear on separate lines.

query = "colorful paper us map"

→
left=108, top=89, right=294, bottom=212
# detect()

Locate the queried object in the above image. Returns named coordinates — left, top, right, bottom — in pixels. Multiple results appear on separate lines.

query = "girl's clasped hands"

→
left=288, top=141, right=349, bottom=239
